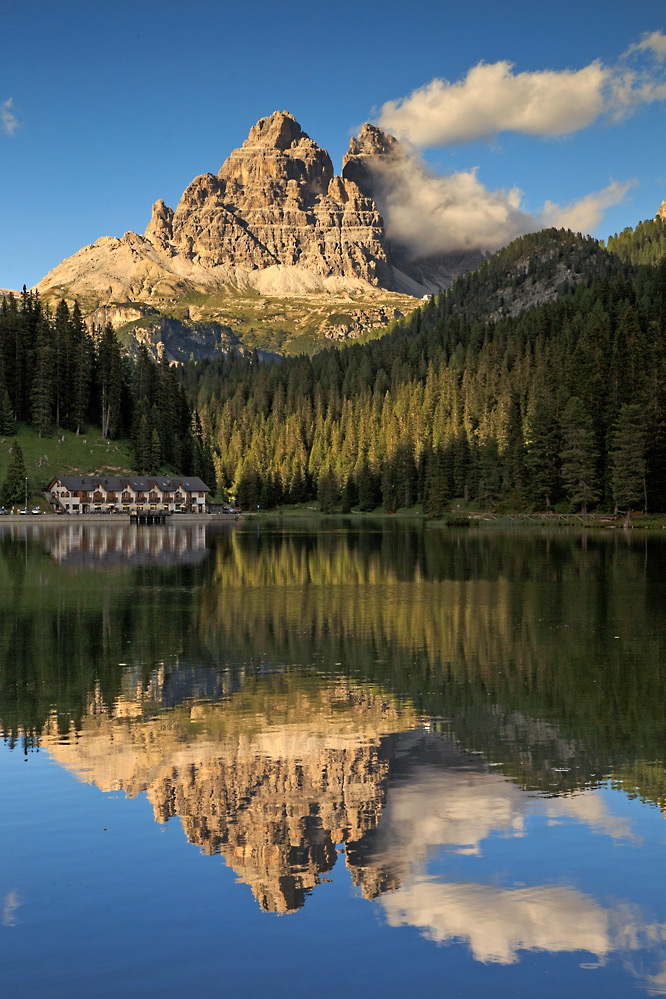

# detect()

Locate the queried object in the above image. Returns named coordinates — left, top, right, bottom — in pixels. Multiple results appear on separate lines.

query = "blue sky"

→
left=1, top=0, right=665, bottom=290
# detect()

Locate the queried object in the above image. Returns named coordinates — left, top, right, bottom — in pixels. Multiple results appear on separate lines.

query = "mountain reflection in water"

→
left=36, top=671, right=666, bottom=979
left=3, top=521, right=666, bottom=993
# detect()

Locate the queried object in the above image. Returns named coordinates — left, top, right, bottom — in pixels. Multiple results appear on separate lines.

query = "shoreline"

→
left=0, top=512, right=234, bottom=524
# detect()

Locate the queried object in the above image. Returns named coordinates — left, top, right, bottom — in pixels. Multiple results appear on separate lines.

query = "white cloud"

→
left=362, top=151, right=632, bottom=257
left=371, top=768, right=633, bottom=872
left=379, top=61, right=609, bottom=147
left=381, top=879, right=614, bottom=964
left=365, top=152, right=533, bottom=257
left=626, top=30, right=666, bottom=61
left=373, top=770, right=657, bottom=971
left=380, top=878, right=666, bottom=968
left=377, top=38, right=666, bottom=148
left=540, top=180, right=636, bottom=233
left=1, top=98, right=19, bottom=137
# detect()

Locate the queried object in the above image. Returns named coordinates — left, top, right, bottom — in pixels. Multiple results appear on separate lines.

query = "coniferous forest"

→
left=0, top=290, right=216, bottom=489
left=176, top=223, right=666, bottom=517
left=4, top=217, right=666, bottom=516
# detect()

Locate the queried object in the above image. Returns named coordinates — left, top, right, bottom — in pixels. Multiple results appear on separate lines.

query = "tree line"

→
left=177, top=228, right=666, bottom=517
left=0, top=289, right=216, bottom=496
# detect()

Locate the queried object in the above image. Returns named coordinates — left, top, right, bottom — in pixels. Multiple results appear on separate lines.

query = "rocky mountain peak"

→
left=243, top=110, right=308, bottom=151
left=217, top=111, right=334, bottom=203
left=657, top=200, right=666, bottom=221
left=38, top=110, right=479, bottom=329
left=144, top=198, right=174, bottom=247
left=345, top=122, right=400, bottom=161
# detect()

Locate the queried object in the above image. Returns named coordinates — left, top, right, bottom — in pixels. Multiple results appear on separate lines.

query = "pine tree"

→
left=31, top=307, right=54, bottom=436
left=97, top=324, right=123, bottom=439
left=150, top=428, right=162, bottom=473
left=611, top=403, right=647, bottom=523
left=0, top=387, right=15, bottom=436
left=317, top=467, right=339, bottom=513
left=560, top=396, right=599, bottom=522
left=52, top=299, right=70, bottom=428
left=1, top=440, right=27, bottom=507
left=423, top=446, right=449, bottom=518
left=69, top=302, right=91, bottom=434
left=525, top=397, right=560, bottom=508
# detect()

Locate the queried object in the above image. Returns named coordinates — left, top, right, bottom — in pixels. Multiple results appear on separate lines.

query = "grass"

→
left=110, top=288, right=420, bottom=358
left=0, top=425, right=136, bottom=504
left=251, top=501, right=666, bottom=532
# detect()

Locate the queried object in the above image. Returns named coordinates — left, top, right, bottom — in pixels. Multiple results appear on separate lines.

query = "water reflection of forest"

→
left=2, top=523, right=666, bottom=810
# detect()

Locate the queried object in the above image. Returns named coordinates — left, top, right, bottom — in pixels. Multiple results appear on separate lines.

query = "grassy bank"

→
left=252, top=502, right=666, bottom=530
left=0, top=425, right=135, bottom=505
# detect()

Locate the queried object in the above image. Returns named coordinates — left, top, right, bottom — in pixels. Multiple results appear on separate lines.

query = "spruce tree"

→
left=560, top=396, right=599, bottom=522
left=1, top=440, right=27, bottom=507
left=423, top=446, right=449, bottom=518
left=525, top=397, right=560, bottom=508
left=317, top=468, right=339, bottom=513
left=611, top=403, right=647, bottom=523
left=0, top=388, right=15, bottom=436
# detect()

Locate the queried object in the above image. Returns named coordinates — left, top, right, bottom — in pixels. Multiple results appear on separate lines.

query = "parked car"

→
left=31, top=507, right=42, bottom=515
left=54, top=507, right=65, bottom=514
left=18, top=508, right=28, bottom=515
left=0, top=507, right=8, bottom=515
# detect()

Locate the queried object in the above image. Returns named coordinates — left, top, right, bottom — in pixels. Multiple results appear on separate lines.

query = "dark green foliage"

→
left=317, top=467, right=340, bottom=512
left=168, top=225, right=666, bottom=513
left=0, top=388, right=15, bottom=436
left=1, top=440, right=27, bottom=506
left=235, top=463, right=262, bottom=509
left=340, top=476, right=357, bottom=513
left=611, top=404, right=647, bottom=512
left=525, top=398, right=561, bottom=507
left=423, top=446, right=449, bottom=518
left=0, top=292, right=215, bottom=488
left=605, top=215, right=666, bottom=268
left=560, top=397, right=600, bottom=516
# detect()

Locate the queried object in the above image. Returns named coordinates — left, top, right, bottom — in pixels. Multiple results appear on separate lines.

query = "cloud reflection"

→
left=372, top=766, right=632, bottom=868
left=2, top=890, right=20, bottom=927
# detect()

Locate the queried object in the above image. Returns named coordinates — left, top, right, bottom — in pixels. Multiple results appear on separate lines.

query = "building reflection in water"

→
left=32, top=523, right=211, bottom=568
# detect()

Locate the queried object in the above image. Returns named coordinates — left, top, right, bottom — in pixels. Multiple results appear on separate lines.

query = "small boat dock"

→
left=129, top=511, right=171, bottom=525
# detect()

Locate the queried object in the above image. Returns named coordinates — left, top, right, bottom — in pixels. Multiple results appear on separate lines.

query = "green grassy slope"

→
left=0, top=426, right=136, bottom=505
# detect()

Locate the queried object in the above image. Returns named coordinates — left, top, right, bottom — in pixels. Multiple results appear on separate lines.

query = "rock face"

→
left=33, top=111, right=490, bottom=357
left=159, top=111, right=393, bottom=287
left=657, top=201, right=666, bottom=222
left=36, top=111, right=395, bottom=307
left=36, top=111, right=486, bottom=311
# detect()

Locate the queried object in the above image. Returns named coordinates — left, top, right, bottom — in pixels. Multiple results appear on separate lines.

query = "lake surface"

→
left=2, top=519, right=666, bottom=997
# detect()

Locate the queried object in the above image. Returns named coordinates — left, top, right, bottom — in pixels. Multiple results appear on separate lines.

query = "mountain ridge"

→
left=33, top=111, right=491, bottom=358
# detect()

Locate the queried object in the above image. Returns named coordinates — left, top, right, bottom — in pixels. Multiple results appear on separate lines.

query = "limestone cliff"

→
left=657, top=201, right=666, bottom=222
left=36, top=112, right=394, bottom=307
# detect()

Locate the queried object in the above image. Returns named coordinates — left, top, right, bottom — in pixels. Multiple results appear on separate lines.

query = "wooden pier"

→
left=129, top=511, right=171, bottom=525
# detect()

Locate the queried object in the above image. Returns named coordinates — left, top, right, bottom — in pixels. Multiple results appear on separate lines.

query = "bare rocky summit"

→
left=33, top=111, right=484, bottom=356
left=657, top=201, right=666, bottom=221
left=37, top=112, right=397, bottom=308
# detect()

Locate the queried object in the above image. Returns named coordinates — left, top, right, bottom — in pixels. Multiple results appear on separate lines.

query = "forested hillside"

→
left=179, top=228, right=666, bottom=516
left=0, top=289, right=215, bottom=486
left=605, top=213, right=666, bottom=267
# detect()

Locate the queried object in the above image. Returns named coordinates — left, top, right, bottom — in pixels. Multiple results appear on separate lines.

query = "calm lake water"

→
left=2, top=519, right=666, bottom=997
